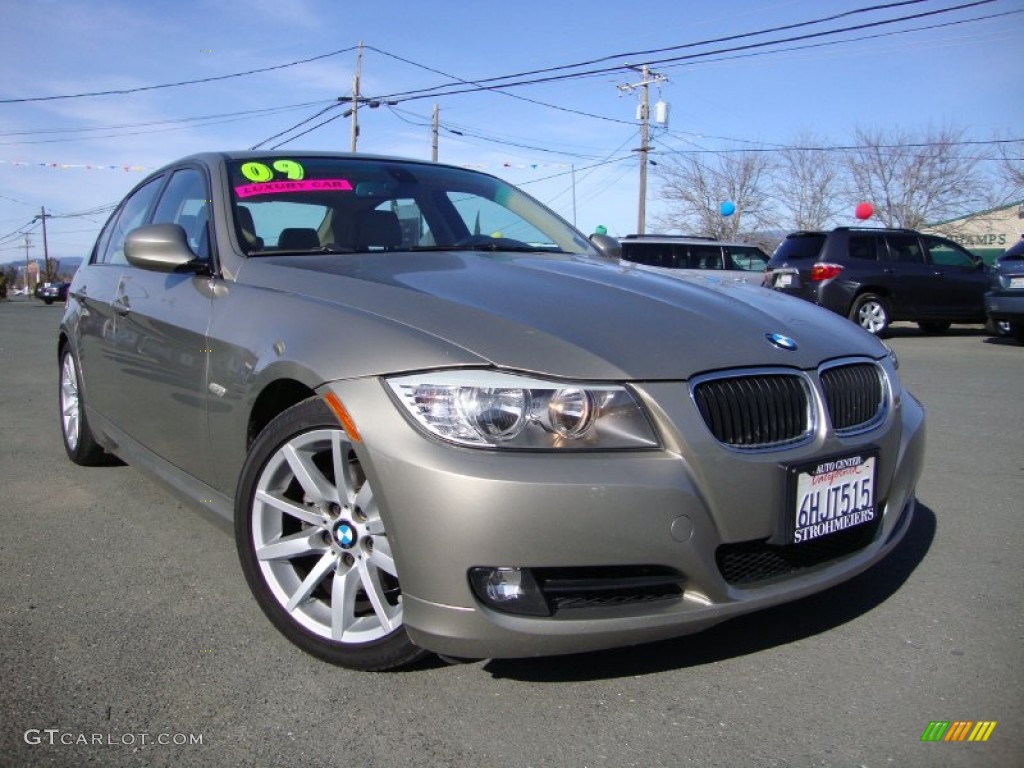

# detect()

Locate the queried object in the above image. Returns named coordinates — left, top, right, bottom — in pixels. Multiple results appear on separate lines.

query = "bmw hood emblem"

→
left=766, top=332, right=798, bottom=351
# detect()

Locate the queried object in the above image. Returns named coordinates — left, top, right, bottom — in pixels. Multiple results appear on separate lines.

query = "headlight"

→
left=386, top=370, right=659, bottom=450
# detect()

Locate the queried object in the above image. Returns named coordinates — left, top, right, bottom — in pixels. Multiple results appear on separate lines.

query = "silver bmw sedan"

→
left=58, top=152, right=925, bottom=670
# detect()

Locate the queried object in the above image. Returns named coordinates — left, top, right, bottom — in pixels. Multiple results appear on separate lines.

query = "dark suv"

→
left=985, top=235, right=1024, bottom=344
left=764, top=227, right=988, bottom=335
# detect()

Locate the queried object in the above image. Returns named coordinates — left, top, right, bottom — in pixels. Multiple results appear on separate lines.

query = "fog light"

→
left=469, top=567, right=550, bottom=616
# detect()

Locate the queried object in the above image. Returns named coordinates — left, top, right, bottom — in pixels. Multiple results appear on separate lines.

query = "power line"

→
left=0, top=47, right=358, bottom=104
left=650, top=7, right=1021, bottom=74
left=0, top=100, right=332, bottom=138
left=250, top=103, right=344, bottom=150
left=652, top=136, right=1024, bottom=156
left=269, top=112, right=348, bottom=149
left=366, top=45, right=635, bottom=126
left=372, top=1, right=998, bottom=103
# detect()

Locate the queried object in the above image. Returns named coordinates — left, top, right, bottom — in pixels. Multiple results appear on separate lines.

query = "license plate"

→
left=1010, top=276, right=1024, bottom=289
left=776, top=273, right=793, bottom=287
left=789, top=452, right=877, bottom=544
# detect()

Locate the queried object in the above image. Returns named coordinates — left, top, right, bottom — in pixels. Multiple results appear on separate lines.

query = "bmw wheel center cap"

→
left=766, top=332, right=798, bottom=351
left=334, top=521, right=357, bottom=549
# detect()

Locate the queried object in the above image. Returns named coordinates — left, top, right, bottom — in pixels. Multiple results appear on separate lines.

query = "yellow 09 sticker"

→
left=240, top=160, right=305, bottom=182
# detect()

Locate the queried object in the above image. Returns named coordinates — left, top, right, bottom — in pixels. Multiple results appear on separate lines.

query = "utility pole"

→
left=617, top=64, right=666, bottom=235
left=338, top=44, right=396, bottom=152
left=571, top=164, right=577, bottom=228
left=431, top=104, right=439, bottom=162
left=36, top=207, right=52, bottom=282
left=23, top=234, right=32, bottom=294
left=350, top=41, right=363, bottom=152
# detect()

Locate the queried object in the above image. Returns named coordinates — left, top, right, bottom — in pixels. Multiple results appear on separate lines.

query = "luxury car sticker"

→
left=235, top=179, right=354, bottom=198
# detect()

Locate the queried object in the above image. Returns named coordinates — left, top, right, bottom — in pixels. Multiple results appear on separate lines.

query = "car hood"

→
left=237, top=250, right=887, bottom=380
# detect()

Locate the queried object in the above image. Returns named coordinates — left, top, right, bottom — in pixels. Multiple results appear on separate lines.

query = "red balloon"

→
left=855, top=202, right=874, bottom=220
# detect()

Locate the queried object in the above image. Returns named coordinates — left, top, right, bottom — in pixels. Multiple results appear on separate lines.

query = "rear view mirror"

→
left=589, top=233, right=622, bottom=260
left=124, top=224, right=201, bottom=272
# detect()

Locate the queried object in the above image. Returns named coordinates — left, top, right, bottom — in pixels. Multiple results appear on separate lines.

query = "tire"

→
left=59, top=346, right=111, bottom=465
left=44, top=298, right=54, bottom=305
left=1010, top=321, right=1024, bottom=345
left=235, top=397, right=427, bottom=671
left=986, top=318, right=1012, bottom=337
left=849, top=293, right=891, bottom=336
left=917, top=320, right=951, bottom=335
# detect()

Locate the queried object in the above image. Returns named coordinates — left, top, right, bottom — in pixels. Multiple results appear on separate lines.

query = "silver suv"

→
left=619, top=234, right=769, bottom=285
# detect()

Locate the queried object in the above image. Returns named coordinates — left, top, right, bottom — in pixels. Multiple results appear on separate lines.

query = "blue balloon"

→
left=720, top=201, right=736, bottom=217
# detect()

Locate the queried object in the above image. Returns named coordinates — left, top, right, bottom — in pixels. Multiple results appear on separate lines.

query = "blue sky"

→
left=1, top=0, right=1022, bottom=264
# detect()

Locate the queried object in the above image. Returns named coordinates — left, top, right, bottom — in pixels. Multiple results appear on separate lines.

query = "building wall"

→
left=924, top=201, right=1024, bottom=263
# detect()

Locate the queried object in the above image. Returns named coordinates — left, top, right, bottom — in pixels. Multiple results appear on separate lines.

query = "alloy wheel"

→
left=250, top=428, right=402, bottom=644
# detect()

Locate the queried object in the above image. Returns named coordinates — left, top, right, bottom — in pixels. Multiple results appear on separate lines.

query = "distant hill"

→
left=1, top=256, right=83, bottom=275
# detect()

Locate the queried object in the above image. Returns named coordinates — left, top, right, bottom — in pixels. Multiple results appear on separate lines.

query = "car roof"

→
left=619, top=234, right=762, bottom=247
left=148, top=150, right=502, bottom=181
left=785, top=227, right=920, bottom=238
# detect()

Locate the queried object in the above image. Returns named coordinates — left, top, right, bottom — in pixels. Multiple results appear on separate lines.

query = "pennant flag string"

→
left=0, top=159, right=154, bottom=172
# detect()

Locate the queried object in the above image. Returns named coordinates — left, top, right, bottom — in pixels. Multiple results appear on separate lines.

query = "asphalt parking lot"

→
left=1, top=296, right=1021, bottom=768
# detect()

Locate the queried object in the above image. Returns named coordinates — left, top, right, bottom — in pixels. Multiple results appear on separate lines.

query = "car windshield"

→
left=228, top=157, right=594, bottom=256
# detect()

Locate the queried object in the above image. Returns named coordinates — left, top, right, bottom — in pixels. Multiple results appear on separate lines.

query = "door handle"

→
left=112, top=295, right=130, bottom=316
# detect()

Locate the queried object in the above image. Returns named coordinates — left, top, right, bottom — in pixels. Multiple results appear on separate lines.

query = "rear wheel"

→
left=986, top=318, right=1012, bottom=336
left=849, top=293, right=891, bottom=336
left=917, top=320, right=951, bottom=334
left=1010, top=321, right=1024, bottom=345
left=59, top=347, right=110, bottom=465
left=235, top=397, right=427, bottom=671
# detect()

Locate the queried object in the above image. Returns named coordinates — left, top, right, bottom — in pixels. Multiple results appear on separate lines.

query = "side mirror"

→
left=124, top=224, right=201, bottom=272
left=589, top=233, right=622, bottom=260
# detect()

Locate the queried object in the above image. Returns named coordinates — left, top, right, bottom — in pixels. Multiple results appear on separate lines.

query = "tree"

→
left=994, top=138, right=1024, bottom=205
left=653, top=149, right=774, bottom=240
left=773, top=132, right=843, bottom=231
left=843, top=124, right=986, bottom=230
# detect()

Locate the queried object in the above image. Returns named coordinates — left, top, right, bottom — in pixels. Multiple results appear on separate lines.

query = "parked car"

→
left=763, top=227, right=989, bottom=336
left=619, top=234, right=769, bottom=285
left=985, top=235, right=1024, bottom=344
left=58, top=152, right=925, bottom=670
left=34, top=281, right=70, bottom=305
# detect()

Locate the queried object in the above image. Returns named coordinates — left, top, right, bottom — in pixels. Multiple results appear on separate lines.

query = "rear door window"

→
left=884, top=234, right=925, bottom=264
left=848, top=236, right=881, bottom=261
left=621, top=242, right=673, bottom=268
left=690, top=245, right=724, bottom=270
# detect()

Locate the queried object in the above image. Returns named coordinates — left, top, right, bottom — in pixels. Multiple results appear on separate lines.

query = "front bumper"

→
left=325, top=372, right=926, bottom=660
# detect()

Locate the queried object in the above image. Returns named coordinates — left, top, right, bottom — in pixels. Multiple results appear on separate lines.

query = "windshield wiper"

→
left=246, top=244, right=354, bottom=257
left=408, top=244, right=564, bottom=253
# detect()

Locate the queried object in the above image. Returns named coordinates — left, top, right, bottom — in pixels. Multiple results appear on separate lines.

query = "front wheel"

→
left=235, top=397, right=427, bottom=671
left=849, top=293, right=891, bottom=336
